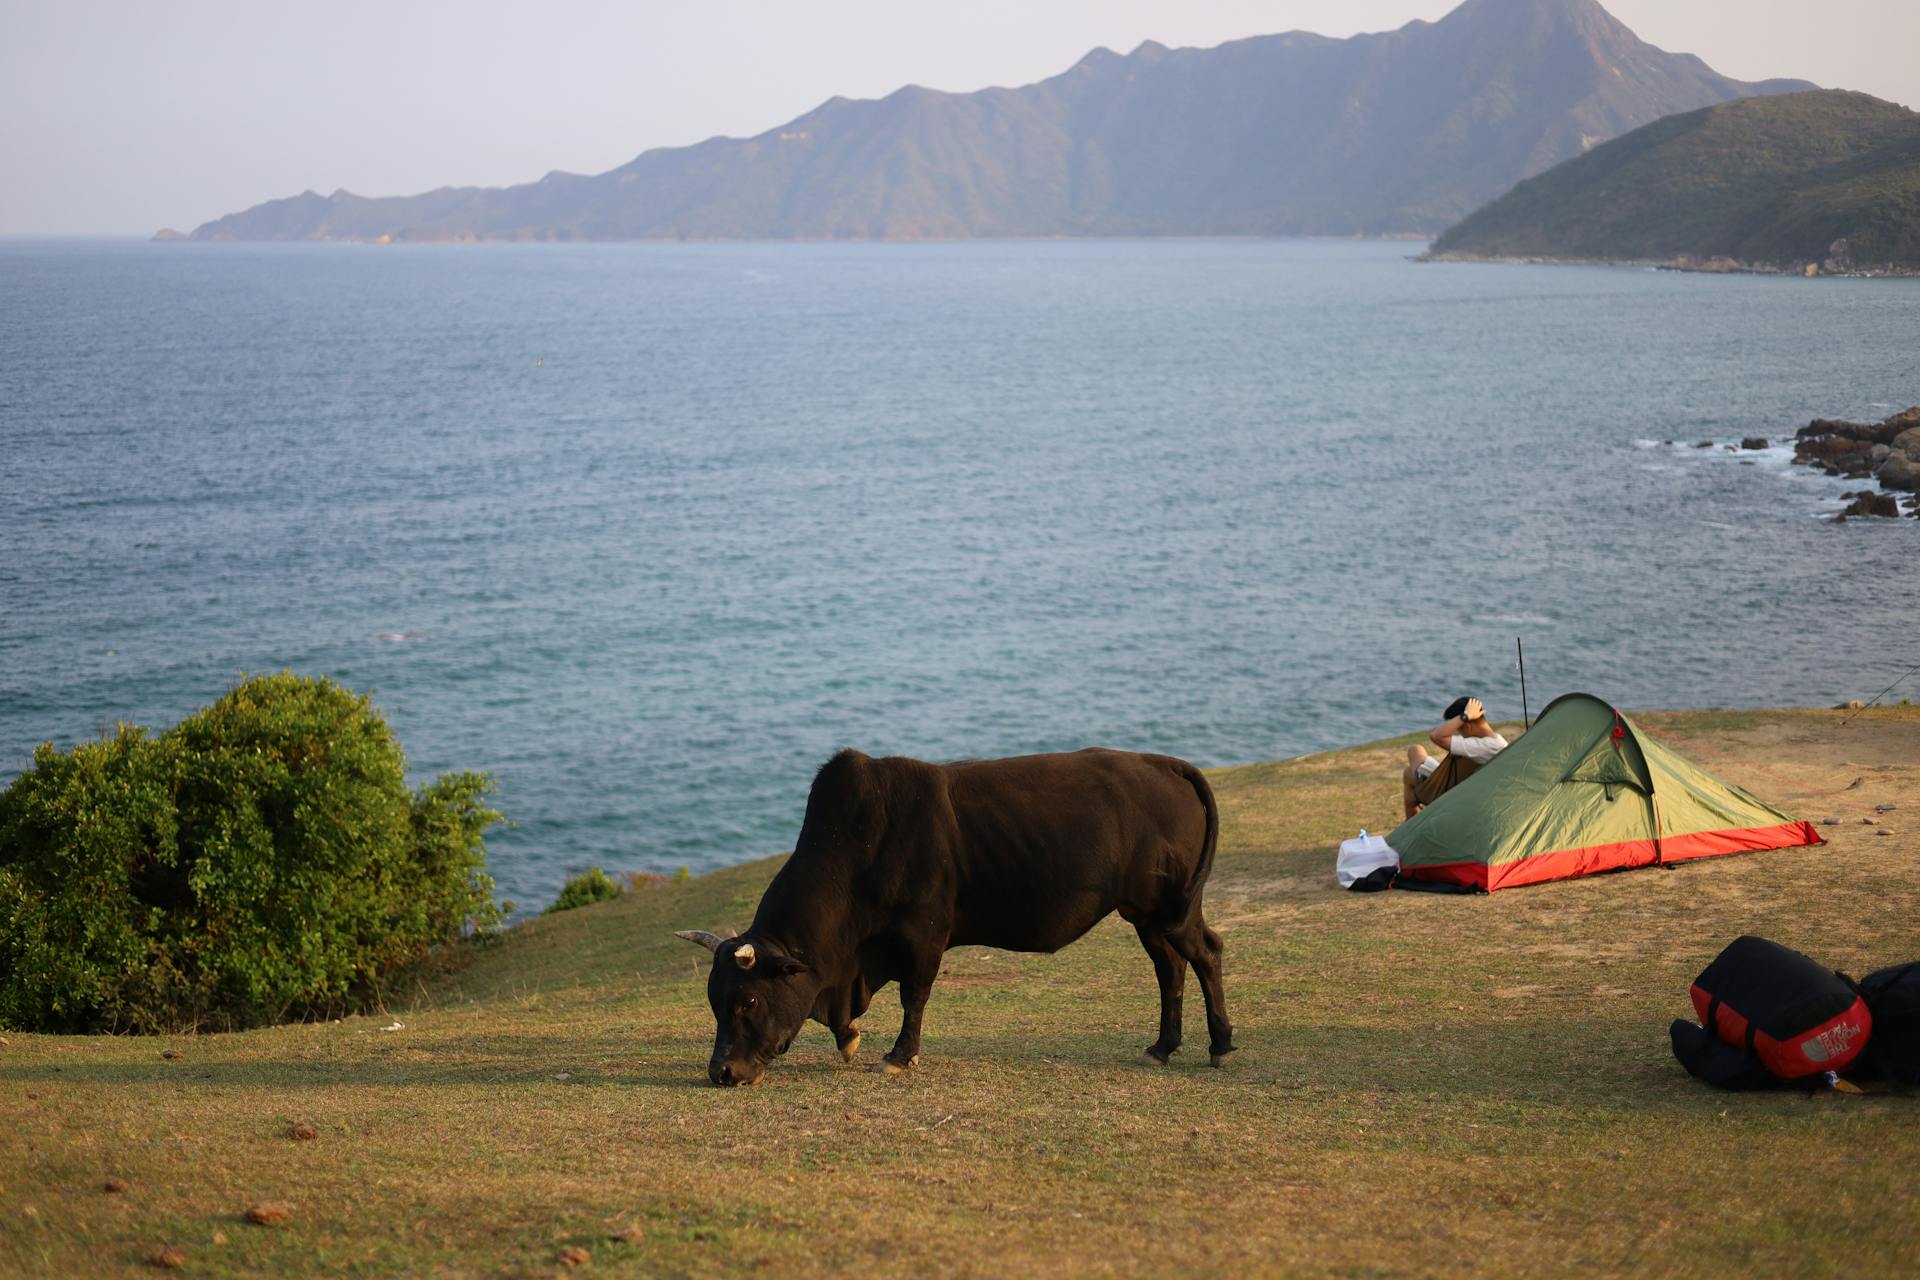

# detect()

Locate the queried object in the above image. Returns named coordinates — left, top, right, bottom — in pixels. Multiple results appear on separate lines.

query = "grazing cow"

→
left=677, top=747, right=1234, bottom=1086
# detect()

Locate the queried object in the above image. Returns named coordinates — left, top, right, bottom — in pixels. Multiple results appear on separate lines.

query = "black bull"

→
left=677, top=748, right=1234, bottom=1085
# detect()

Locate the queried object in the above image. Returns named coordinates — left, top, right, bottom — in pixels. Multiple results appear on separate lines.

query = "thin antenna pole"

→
left=1517, top=637, right=1531, bottom=731
left=1841, top=655, right=1920, bottom=726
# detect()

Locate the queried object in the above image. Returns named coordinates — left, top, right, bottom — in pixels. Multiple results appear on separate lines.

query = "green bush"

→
left=545, top=867, right=622, bottom=914
left=0, top=673, right=504, bottom=1033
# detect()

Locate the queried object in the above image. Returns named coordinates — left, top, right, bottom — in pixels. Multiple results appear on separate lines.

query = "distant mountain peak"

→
left=1453, top=0, right=1612, bottom=16
left=176, top=0, right=1815, bottom=243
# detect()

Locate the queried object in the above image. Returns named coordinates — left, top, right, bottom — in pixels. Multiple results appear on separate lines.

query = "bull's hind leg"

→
left=1133, top=923, right=1188, bottom=1065
left=1171, top=917, right=1235, bottom=1067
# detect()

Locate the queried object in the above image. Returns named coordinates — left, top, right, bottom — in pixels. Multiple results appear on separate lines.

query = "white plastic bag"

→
left=1336, top=829, right=1397, bottom=889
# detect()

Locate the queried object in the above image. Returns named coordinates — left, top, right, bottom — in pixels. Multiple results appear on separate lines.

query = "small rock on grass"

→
left=609, top=1224, right=646, bottom=1244
left=149, top=1246, right=186, bottom=1269
left=244, top=1201, right=291, bottom=1226
left=1879, top=830, right=1894, bottom=837
left=559, top=1244, right=592, bottom=1267
left=104, top=1178, right=128, bottom=1194
left=160, top=1049, right=181, bottom=1060
left=288, top=1122, right=318, bottom=1141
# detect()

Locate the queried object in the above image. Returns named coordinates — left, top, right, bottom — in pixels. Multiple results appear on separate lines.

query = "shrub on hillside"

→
left=546, top=867, right=622, bottom=914
left=0, top=673, right=504, bottom=1033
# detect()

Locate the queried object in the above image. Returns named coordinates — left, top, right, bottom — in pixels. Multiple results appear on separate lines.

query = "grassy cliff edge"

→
left=3, top=706, right=1917, bottom=1277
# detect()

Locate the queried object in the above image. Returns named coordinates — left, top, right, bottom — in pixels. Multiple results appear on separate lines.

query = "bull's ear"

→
left=774, top=956, right=811, bottom=977
left=674, top=929, right=735, bottom=953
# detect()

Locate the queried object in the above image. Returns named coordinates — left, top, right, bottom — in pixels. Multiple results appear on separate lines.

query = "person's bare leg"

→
left=1403, top=746, right=1430, bottom=818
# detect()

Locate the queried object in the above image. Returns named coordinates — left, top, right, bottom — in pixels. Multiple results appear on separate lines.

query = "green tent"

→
left=1389, top=693, right=1822, bottom=892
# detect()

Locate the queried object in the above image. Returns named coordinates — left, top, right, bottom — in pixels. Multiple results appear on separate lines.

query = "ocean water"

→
left=3, top=238, right=1916, bottom=909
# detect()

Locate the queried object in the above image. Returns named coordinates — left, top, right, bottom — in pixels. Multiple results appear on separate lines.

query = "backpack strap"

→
left=1701, top=993, right=1761, bottom=1056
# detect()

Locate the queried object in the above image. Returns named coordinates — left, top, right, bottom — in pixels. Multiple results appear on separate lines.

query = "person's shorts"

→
left=1413, top=753, right=1481, bottom=807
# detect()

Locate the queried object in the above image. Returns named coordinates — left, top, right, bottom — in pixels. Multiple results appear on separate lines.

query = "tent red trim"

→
left=1402, top=821, right=1824, bottom=893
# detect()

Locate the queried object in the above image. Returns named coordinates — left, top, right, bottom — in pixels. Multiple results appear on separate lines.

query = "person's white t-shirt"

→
left=1447, top=732, right=1509, bottom=764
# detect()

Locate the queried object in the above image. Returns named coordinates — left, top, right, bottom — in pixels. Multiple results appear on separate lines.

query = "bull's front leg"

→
left=810, top=974, right=864, bottom=1066
left=878, top=950, right=941, bottom=1075
left=816, top=976, right=873, bottom=1064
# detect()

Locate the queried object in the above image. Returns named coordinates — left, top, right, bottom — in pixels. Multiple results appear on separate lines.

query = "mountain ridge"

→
left=174, top=0, right=1815, bottom=243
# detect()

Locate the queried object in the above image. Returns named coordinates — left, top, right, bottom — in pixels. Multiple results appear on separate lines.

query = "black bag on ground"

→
left=1680, top=936, right=1872, bottom=1083
left=1668, top=1019, right=1784, bottom=1091
left=1347, top=866, right=1398, bottom=893
left=1855, top=962, right=1920, bottom=1089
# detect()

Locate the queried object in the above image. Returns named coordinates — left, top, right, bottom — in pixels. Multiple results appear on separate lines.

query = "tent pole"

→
left=1517, top=637, right=1531, bottom=730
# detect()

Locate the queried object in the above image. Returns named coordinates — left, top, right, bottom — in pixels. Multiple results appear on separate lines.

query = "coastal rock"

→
left=1740, top=436, right=1769, bottom=450
left=1799, top=417, right=1892, bottom=444
left=1840, top=492, right=1900, bottom=518
left=1798, top=418, right=1870, bottom=440
left=1788, top=407, right=1920, bottom=507
left=1795, top=435, right=1875, bottom=475
left=1877, top=451, right=1920, bottom=491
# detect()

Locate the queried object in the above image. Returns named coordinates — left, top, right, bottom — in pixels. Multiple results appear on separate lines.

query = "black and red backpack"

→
left=1671, top=936, right=1872, bottom=1088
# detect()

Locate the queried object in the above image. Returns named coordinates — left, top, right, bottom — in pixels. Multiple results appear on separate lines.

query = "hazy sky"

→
left=3, top=0, right=1915, bottom=236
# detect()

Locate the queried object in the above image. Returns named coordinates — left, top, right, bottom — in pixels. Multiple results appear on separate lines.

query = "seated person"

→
left=1402, top=696, right=1509, bottom=818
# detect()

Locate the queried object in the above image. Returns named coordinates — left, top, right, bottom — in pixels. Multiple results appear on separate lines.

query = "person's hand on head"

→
left=1463, top=698, right=1485, bottom=723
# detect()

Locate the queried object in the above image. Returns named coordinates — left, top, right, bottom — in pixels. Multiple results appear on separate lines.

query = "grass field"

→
left=3, top=706, right=1917, bottom=1277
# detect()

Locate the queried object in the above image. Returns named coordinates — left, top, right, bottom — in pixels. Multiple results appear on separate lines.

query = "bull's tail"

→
left=1172, top=759, right=1220, bottom=900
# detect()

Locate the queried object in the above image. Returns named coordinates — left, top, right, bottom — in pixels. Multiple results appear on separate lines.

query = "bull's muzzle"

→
left=709, top=1056, right=764, bottom=1088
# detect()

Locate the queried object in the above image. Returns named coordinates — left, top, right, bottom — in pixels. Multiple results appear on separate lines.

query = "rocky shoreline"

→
left=1789, top=406, right=1920, bottom=520
left=1420, top=251, right=1919, bottom=278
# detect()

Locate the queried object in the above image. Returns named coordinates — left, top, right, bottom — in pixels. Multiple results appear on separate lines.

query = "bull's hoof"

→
left=1209, top=1047, right=1237, bottom=1069
left=836, top=1032, right=861, bottom=1063
left=874, top=1054, right=919, bottom=1075
left=1139, top=1047, right=1174, bottom=1066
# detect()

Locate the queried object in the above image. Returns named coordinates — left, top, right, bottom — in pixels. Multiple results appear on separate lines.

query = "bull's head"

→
left=675, top=929, right=817, bottom=1086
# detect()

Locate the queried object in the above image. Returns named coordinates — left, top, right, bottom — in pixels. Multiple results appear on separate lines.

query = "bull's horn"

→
left=733, top=941, right=757, bottom=970
left=674, top=929, right=733, bottom=953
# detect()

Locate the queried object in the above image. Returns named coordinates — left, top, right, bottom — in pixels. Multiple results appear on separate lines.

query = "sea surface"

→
left=3, top=238, right=1916, bottom=910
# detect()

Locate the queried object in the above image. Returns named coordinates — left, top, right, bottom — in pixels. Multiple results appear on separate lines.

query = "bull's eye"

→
left=739, top=995, right=758, bottom=1014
